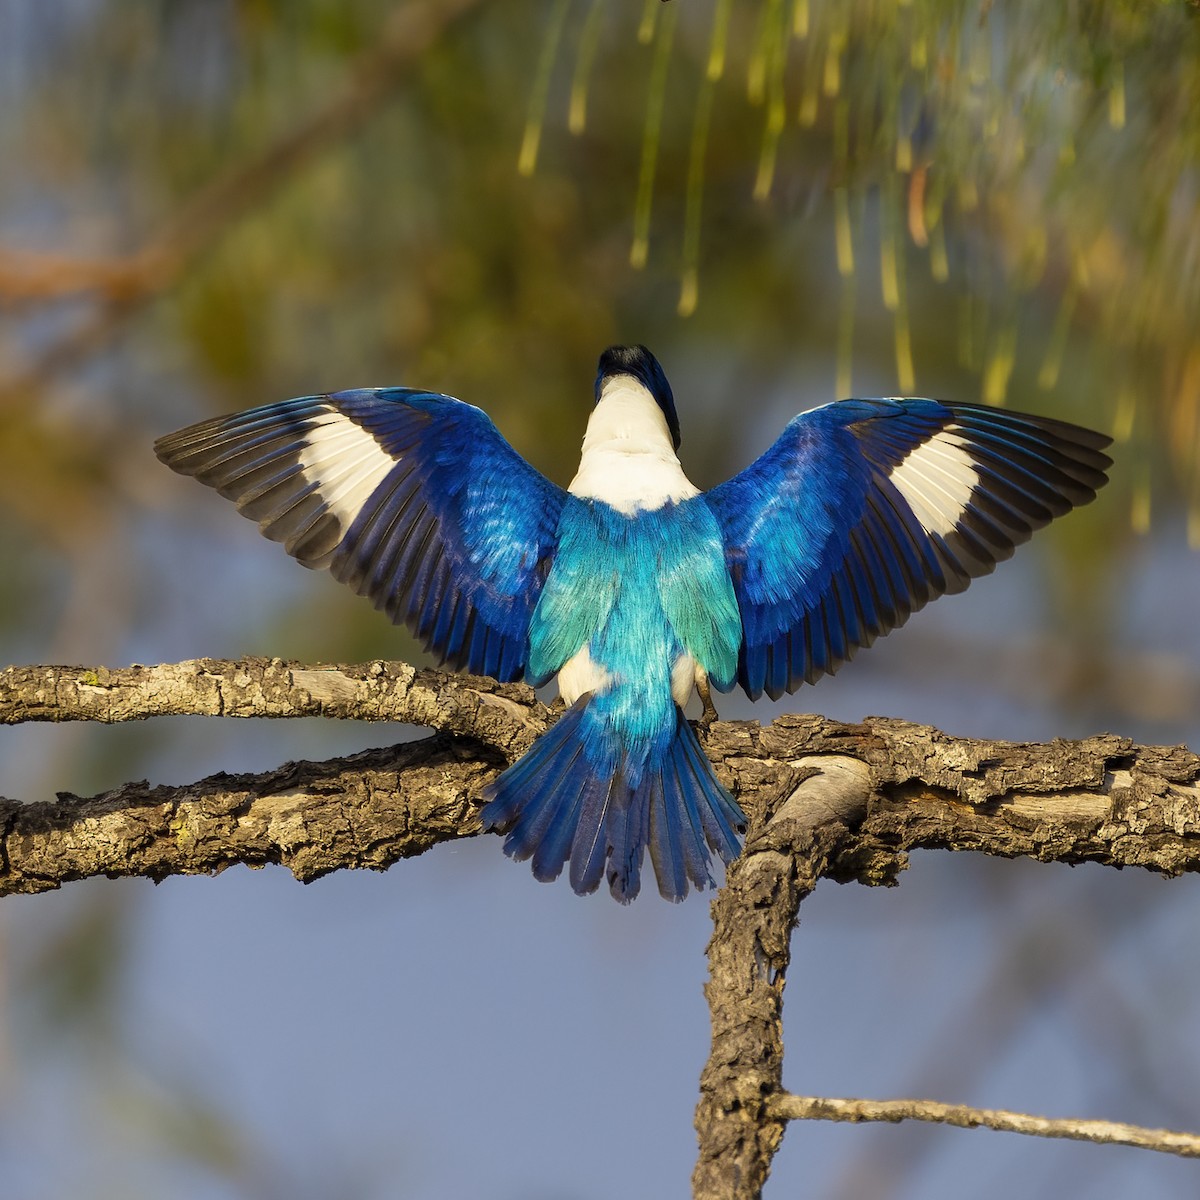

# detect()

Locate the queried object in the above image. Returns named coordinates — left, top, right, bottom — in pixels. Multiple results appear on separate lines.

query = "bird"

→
left=154, top=344, right=1112, bottom=902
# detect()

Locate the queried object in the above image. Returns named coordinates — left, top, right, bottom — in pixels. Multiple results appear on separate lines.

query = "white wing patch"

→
left=888, top=428, right=979, bottom=537
left=296, top=410, right=397, bottom=528
left=568, top=377, right=699, bottom=515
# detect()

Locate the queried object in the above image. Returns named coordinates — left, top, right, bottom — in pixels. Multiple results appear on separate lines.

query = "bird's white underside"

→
left=560, top=375, right=705, bottom=707
left=670, top=652, right=704, bottom=708
left=557, top=644, right=611, bottom=706
left=888, top=428, right=979, bottom=537
left=568, top=376, right=699, bottom=515
left=558, top=644, right=703, bottom=708
left=296, top=411, right=397, bottom=528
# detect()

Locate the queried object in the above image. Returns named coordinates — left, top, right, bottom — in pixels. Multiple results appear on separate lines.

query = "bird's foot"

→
left=697, top=676, right=719, bottom=731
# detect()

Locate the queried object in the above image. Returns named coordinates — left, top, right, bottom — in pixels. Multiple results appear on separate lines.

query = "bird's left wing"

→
left=155, top=388, right=567, bottom=682
left=704, top=398, right=1112, bottom=700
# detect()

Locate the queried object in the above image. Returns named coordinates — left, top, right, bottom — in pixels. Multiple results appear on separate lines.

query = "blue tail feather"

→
left=648, top=768, right=688, bottom=903
left=667, top=735, right=721, bottom=886
left=489, top=711, right=583, bottom=866
left=481, top=699, right=746, bottom=903
left=676, top=720, right=742, bottom=864
left=528, top=763, right=587, bottom=884
left=604, top=781, right=646, bottom=900
left=568, top=775, right=615, bottom=895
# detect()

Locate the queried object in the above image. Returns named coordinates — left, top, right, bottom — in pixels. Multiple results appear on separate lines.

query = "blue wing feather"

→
left=706, top=398, right=1111, bottom=699
left=155, top=387, right=566, bottom=681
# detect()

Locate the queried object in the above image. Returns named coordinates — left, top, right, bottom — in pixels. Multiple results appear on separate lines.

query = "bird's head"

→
left=594, top=344, right=681, bottom=451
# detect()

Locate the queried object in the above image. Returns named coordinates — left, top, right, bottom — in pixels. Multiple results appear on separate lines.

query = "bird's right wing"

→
left=704, top=398, right=1112, bottom=700
left=155, top=388, right=568, bottom=682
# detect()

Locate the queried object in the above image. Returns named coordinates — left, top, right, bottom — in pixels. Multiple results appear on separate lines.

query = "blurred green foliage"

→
left=2, top=0, right=1197, bottom=580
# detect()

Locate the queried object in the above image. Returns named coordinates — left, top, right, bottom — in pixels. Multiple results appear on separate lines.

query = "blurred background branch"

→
left=0, top=0, right=485, bottom=402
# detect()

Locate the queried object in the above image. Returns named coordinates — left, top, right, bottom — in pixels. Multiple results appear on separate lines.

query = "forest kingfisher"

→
left=155, top=345, right=1111, bottom=902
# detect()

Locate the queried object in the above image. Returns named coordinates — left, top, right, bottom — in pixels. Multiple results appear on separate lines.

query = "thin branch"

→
left=826, top=877, right=1134, bottom=1197
left=769, top=1092, right=1200, bottom=1159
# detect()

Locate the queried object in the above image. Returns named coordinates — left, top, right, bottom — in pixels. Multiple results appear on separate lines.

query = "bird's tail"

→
left=480, top=698, right=745, bottom=902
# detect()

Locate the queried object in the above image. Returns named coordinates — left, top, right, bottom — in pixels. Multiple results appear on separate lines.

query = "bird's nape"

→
left=595, top=344, right=681, bottom=450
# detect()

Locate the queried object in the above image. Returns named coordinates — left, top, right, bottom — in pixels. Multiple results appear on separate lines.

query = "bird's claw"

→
left=697, top=676, right=719, bottom=730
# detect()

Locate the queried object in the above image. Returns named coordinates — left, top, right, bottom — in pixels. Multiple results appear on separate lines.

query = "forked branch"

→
left=3, top=657, right=1198, bottom=1198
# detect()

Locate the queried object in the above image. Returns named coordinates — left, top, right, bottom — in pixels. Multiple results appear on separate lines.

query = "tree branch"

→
left=0, top=658, right=542, bottom=895
left=691, top=720, right=1200, bottom=1198
left=692, top=756, right=871, bottom=1199
left=0, top=736, right=500, bottom=896
left=4, top=656, right=1199, bottom=1197
left=3, top=657, right=1198, bottom=892
left=0, top=658, right=545, bottom=751
left=768, top=1092, right=1200, bottom=1159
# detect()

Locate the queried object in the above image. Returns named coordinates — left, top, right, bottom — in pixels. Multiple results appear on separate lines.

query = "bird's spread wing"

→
left=155, top=388, right=567, bottom=682
left=704, top=399, right=1112, bottom=700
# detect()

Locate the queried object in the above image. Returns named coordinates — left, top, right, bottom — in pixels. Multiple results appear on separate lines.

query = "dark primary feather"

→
left=154, top=388, right=567, bottom=681
left=705, top=398, right=1112, bottom=700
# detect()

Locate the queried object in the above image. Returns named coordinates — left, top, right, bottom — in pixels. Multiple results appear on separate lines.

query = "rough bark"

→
left=692, top=756, right=872, bottom=1199
left=3, top=660, right=1197, bottom=896
left=3, top=657, right=1199, bottom=1198
left=0, top=659, right=540, bottom=893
